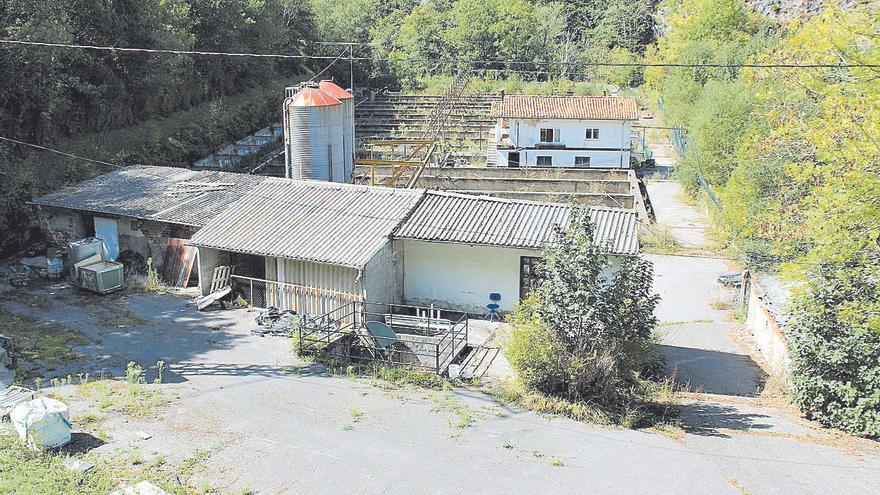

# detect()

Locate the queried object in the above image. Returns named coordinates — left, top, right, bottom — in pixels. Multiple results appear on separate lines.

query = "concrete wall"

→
left=197, top=247, right=230, bottom=295
left=744, top=279, right=791, bottom=377
left=362, top=241, right=404, bottom=304
left=419, top=177, right=633, bottom=194
left=402, top=240, right=537, bottom=313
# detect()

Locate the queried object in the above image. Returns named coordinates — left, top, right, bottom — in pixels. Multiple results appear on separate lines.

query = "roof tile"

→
left=490, top=95, right=639, bottom=120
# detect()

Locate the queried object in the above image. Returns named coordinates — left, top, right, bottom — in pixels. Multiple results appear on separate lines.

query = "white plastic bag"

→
left=9, top=396, right=71, bottom=449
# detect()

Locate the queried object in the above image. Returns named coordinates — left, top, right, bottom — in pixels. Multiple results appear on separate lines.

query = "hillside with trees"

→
left=647, top=1, right=879, bottom=436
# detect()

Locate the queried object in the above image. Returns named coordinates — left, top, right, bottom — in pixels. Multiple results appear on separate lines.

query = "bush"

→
left=503, top=206, right=661, bottom=410
left=788, top=265, right=880, bottom=437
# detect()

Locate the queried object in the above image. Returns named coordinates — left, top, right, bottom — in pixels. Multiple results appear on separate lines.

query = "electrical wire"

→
left=309, top=49, right=349, bottom=82
left=3, top=39, right=879, bottom=69
left=0, top=135, right=118, bottom=167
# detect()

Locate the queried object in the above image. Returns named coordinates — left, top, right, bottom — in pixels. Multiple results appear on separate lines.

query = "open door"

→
left=519, top=256, right=541, bottom=300
left=507, top=151, right=520, bottom=168
left=94, top=217, right=119, bottom=261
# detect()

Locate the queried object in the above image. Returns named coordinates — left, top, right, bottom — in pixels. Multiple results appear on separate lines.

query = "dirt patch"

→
left=0, top=305, right=89, bottom=378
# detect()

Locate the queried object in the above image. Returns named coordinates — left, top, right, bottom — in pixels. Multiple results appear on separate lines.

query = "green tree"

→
left=505, top=207, right=661, bottom=407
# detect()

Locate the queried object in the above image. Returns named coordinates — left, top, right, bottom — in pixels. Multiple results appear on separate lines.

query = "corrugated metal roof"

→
left=31, top=165, right=266, bottom=227
left=587, top=206, right=640, bottom=256
left=394, top=191, right=639, bottom=255
left=188, top=179, right=425, bottom=268
left=490, top=95, right=639, bottom=120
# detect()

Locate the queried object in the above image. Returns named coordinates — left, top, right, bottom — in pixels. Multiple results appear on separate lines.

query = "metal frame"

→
left=298, top=301, right=469, bottom=375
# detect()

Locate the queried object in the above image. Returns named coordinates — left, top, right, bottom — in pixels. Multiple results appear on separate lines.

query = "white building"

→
left=490, top=95, right=640, bottom=169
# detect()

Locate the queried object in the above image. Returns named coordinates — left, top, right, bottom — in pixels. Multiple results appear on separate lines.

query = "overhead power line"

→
left=0, top=39, right=346, bottom=61
left=0, top=135, right=118, bottom=168
left=3, top=39, right=879, bottom=69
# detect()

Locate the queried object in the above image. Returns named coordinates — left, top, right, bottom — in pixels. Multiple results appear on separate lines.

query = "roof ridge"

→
left=425, top=189, right=570, bottom=207
left=259, top=175, right=425, bottom=195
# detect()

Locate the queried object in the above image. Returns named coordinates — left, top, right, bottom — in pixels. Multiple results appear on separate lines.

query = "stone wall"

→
left=743, top=274, right=792, bottom=378
left=37, top=206, right=198, bottom=271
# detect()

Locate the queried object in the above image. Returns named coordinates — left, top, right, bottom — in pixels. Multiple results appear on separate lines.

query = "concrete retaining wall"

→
left=744, top=276, right=791, bottom=378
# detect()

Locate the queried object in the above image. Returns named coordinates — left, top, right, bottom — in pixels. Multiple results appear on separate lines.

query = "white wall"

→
left=402, top=240, right=538, bottom=313
left=494, top=148, right=631, bottom=168
left=745, top=281, right=791, bottom=378
left=402, top=240, right=624, bottom=314
left=510, top=118, right=631, bottom=149
left=495, top=118, right=632, bottom=168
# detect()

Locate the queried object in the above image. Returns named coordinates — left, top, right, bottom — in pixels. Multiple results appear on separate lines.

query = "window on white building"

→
left=574, top=156, right=591, bottom=167
left=536, top=156, right=553, bottom=167
left=539, top=128, right=560, bottom=143
left=585, top=128, right=600, bottom=140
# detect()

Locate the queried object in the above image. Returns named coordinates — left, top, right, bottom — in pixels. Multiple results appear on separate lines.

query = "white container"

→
left=10, top=397, right=71, bottom=450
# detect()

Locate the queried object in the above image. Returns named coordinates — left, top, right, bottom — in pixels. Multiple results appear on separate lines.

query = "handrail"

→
left=230, top=275, right=361, bottom=300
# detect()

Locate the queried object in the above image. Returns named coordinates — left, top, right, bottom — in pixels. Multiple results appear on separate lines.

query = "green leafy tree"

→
left=506, top=207, right=661, bottom=407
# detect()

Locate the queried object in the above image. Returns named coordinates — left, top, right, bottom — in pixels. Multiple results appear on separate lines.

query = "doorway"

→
left=519, top=256, right=541, bottom=300
left=507, top=151, right=520, bottom=168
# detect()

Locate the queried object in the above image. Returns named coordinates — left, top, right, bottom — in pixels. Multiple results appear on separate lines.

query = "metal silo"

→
left=283, top=86, right=343, bottom=182
left=319, top=80, right=355, bottom=182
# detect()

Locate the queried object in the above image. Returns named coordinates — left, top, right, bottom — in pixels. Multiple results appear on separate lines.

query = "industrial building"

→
left=30, top=166, right=265, bottom=285
left=33, top=166, right=638, bottom=314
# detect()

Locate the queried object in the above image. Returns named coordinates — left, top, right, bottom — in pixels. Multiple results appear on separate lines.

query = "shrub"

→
left=504, top=206, right=661, bottom=410
left=788, top=265, right=880, bottom=437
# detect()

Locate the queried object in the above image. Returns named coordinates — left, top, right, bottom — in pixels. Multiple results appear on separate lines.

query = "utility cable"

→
left=3, top=39, right=879, bottom=70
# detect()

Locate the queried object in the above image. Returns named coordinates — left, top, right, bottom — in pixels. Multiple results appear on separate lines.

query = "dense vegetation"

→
left=309, top=0, right=657, bottom=87
left=504, top=207, right=663, bottom=422
left=0, top=0, right=319, bottom=257
left=648, top=1, right=880, bottom=436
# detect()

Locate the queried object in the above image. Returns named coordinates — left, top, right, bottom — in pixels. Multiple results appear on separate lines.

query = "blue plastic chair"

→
left=485, top=293, right=501, bottom=321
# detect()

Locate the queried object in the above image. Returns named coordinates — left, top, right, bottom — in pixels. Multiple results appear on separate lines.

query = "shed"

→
left=187, top=178, right=425, bottom=310
left=393, top=191, right=639, bottom=313
left=30, top=165, right=266, bottom=281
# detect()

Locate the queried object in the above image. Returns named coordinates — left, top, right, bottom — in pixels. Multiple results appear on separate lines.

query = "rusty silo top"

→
left=318, top=80, right=353, bottom=100
left=288, top=87, right=341, bottom=107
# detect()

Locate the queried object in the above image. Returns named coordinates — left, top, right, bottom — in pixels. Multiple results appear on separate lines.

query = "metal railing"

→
left=231, top=275, right=362, bottom=321
left=298, top=301, right=469, bottom=374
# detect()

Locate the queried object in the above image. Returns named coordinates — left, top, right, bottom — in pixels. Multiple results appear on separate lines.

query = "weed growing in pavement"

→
left=154, top=360, right=165, bottom=384
left=78, top=364, right=166, bottom=420
left=350, top=407, right=364, bottom=422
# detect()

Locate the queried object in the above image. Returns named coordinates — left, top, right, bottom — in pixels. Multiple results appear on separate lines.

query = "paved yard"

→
left=2, top=284, right=879, bottom=494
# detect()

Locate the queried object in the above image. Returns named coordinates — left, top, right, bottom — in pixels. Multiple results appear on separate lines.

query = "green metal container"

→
left=78, top=261, right=125, bottom=294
